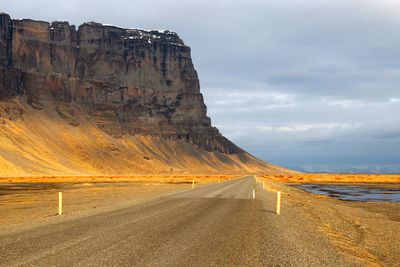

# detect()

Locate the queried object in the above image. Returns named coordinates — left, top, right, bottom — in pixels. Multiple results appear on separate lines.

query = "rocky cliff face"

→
left=0, top=12, right=240, bottom=154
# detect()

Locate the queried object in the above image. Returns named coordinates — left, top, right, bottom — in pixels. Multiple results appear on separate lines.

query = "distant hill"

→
left=290, top=165, right=400, bottom=174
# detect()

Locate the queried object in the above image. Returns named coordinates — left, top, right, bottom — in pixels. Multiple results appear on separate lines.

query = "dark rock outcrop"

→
left=0, top=13, right=241, bottom=154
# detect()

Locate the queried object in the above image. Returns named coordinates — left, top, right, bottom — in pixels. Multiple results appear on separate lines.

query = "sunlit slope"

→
left=0, top=99, right=284, bottom=176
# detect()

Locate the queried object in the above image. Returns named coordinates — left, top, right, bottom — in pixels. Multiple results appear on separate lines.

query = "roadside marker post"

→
left=253, top=189, right=255, bottom=199
left=58, top=192, right=63, bottom=215
left=192, top=180, right=194, bottom=189
left=276, top=191, right=281, bottom=215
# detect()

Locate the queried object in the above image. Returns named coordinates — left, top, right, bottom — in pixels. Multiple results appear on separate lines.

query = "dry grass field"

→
left=261, top=173, right=400, bottom=184
left=0, top=174, right=242, bottom=184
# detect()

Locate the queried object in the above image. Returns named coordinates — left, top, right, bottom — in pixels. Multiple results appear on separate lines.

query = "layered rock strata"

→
left=0, top=12, right=240, bottom=154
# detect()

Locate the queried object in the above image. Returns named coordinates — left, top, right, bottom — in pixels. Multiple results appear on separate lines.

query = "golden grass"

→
left=0, top=174, right=242, bottom=184
left=261, top=173, right=400, bottom=184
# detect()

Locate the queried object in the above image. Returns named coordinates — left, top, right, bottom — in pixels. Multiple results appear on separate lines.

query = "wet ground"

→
left=295, top=183, right=400, bottom=202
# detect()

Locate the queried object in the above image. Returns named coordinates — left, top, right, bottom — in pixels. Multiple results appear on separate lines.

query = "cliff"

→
left=0, top=12, right=286, bottom=176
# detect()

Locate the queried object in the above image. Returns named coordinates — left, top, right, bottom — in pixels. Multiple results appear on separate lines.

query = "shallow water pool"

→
left=295, top=184, right=400, bottom=202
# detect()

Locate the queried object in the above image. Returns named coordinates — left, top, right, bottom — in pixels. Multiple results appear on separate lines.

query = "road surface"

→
left=0, top=176, right=356, bottom=266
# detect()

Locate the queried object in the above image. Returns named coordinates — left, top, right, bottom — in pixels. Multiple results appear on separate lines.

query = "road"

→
left=0, top=176, right=355, bottom=266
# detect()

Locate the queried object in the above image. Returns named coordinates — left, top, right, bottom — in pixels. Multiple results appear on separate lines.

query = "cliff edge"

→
left=0, top=12, right=287, bottom=176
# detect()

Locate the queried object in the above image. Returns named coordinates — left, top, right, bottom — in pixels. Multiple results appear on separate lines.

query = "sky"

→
left=2, top=0, right=400, bottom=172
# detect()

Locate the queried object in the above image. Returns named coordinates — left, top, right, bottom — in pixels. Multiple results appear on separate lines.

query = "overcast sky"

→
left=2, top=0, right=400, bottom=171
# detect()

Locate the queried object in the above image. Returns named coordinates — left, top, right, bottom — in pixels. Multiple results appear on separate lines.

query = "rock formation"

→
left=0, top=12, right=240, bottom=154
left=0, top=12, right=289, bottom=176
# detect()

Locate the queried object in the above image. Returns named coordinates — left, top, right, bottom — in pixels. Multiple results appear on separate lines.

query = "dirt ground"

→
left=1, top=174, right=399, bottom=266
left=0, top=175, right=241, bottom=226
left=0, top=182, right=195, bottom=226
left=259, top=177, right=400, bottom=266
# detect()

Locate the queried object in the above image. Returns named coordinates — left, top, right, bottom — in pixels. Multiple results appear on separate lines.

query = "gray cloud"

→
left=2, top=0, right=400, bottom=171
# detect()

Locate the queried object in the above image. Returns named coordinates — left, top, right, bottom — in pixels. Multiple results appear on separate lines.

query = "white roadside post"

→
left=58, top=192, right=63, bottom=215
left=253, top=188, right=255, bottom=199
left=192, top=180, right=195, bottom=189
left=276, top=191, right=281, bottom=215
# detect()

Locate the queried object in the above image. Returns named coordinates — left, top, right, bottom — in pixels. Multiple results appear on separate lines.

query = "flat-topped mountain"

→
left=0, top=12, right=287, bottom=176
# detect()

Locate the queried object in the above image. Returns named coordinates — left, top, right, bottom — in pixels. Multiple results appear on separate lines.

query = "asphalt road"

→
left=0, top=176, right=356, bottom=266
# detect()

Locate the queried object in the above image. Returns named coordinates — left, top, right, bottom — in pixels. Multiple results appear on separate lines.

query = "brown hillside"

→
left=0, top=98, right=286, bottom=176
left=0, top=13, right=290, bottom=177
